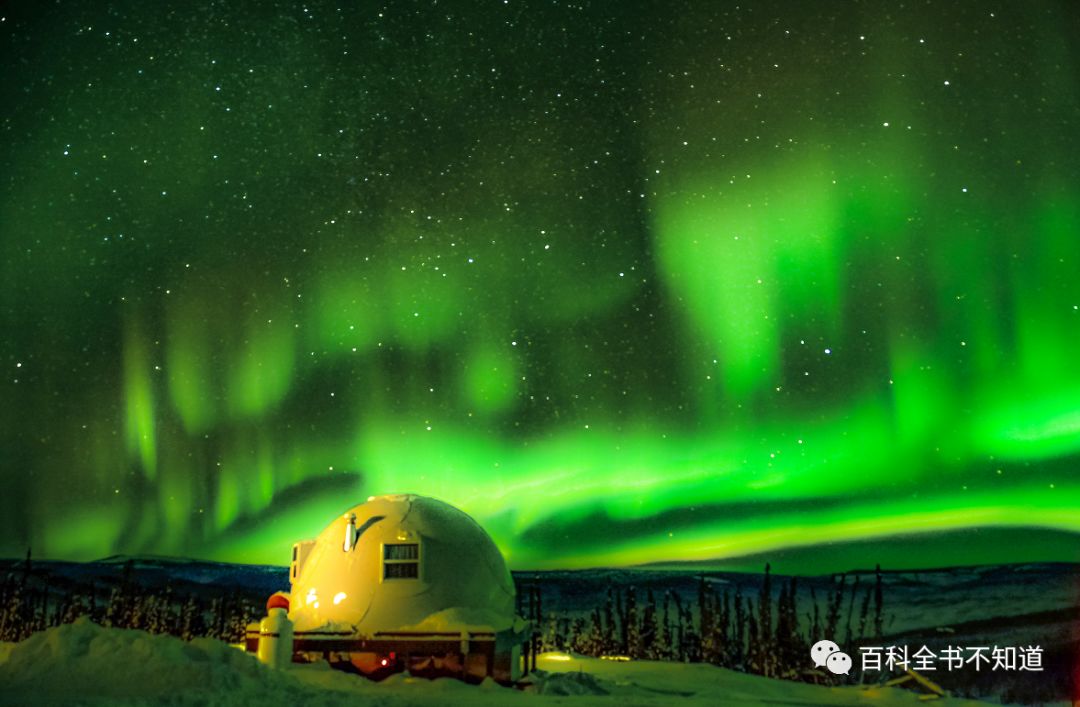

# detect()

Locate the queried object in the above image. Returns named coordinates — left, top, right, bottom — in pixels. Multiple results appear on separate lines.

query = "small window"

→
left=383, top=543, right=419, bottom=580
left=384, top=562, right=419, bottom=579
left=384, top=543, right=419, bottom=561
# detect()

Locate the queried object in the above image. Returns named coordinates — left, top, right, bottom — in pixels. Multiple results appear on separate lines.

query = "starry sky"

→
left=2, top=0, right=1079, bottom=572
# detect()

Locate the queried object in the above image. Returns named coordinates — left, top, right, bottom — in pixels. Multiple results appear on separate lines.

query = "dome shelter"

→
left=245, top=494, right=533, bottom=682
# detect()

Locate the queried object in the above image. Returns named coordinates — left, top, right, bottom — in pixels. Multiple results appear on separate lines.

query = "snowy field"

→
left=0, top=618, right=1011, bottom=707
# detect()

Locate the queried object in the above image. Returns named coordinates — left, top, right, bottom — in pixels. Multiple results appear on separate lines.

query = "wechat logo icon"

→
left=811, top=639, right=852, bottom=676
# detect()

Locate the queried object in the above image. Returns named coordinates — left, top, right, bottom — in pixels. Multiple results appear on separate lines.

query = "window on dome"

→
left=383, top=543, right=420, bottom=579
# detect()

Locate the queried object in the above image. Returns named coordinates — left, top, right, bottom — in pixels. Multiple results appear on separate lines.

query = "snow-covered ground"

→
left=0, top=618, right=1012, bottom=707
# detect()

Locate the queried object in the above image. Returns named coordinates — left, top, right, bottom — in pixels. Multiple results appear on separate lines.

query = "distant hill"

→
left=634, top=526, right=1080, bottom=575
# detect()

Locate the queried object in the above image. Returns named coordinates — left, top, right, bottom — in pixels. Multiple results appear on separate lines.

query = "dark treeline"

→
left=520, top=563, right=885, bottom=684
left=0, top=550, right=259, bottom=644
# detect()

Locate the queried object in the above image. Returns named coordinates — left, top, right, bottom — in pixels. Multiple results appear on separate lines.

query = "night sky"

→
left=3, top=1, right=1079, bottom=572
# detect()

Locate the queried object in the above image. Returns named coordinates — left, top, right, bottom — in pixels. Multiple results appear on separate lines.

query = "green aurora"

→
left=2, top=1, right=1078, bottom=572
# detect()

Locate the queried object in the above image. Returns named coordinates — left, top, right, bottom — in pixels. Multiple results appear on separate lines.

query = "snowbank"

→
left=0, top=620, right=1000, bottom=706
left=0, top=618, right=328, bottom=706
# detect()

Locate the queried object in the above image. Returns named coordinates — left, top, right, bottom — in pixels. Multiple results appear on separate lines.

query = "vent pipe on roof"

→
left=343, top=512, right=357, bottom=551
